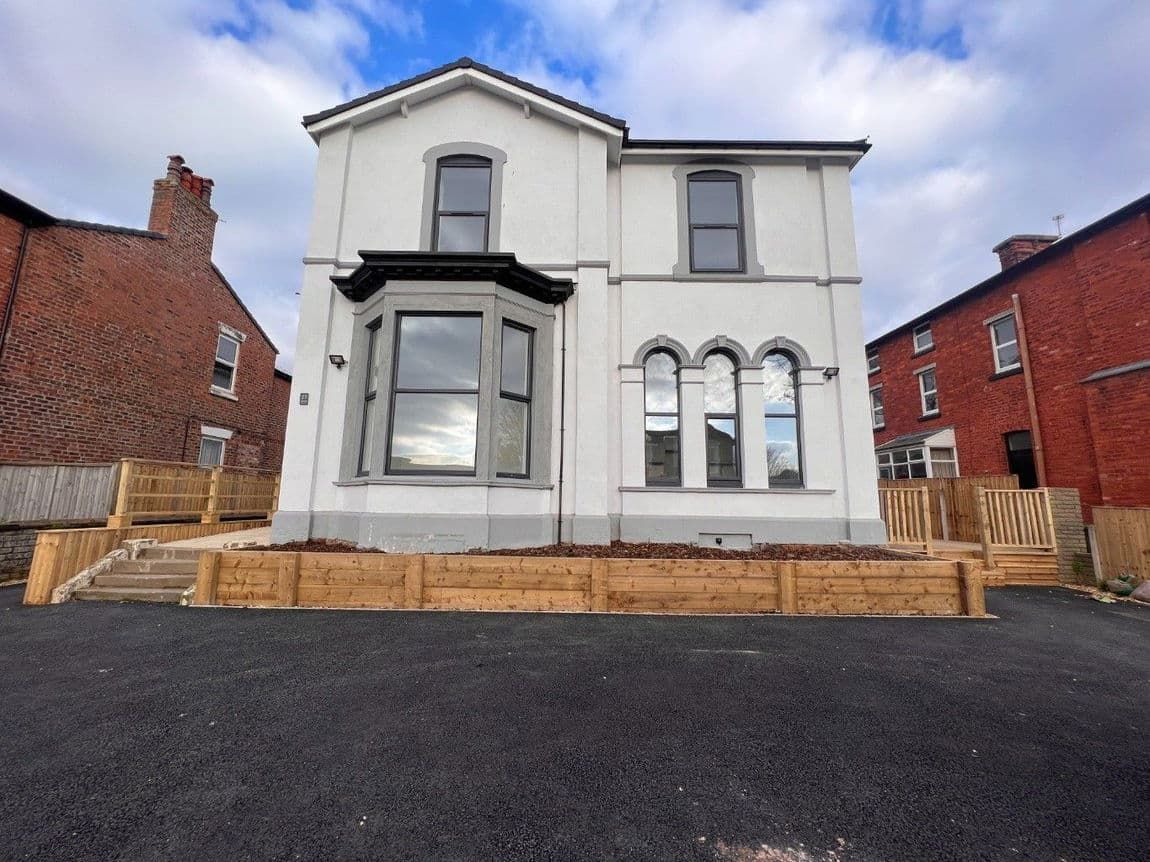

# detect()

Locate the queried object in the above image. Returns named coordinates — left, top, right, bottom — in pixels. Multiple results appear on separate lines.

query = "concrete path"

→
left=159, top=526, right=270, bottom=549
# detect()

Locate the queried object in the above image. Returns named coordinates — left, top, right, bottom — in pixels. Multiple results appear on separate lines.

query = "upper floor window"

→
left=870, top=385, right=885, bottom=429
left=912, top=323, right=933, bottom=354
left=432, top=155, right=492, bottom=252
left=212, top=334, right=239, bottom=393
left=687, top=171, right=744, bottom=273
left=763, top=352, right=802, bottom=487
left=917, top=366, right=939, bottom=417
left=703, top=351, right=741, bottom=485
left=989, top=313, right=1021, bottom=373
left=867, top=348, right=881, bottom=374
left=643, top=351, right=681, bottom=486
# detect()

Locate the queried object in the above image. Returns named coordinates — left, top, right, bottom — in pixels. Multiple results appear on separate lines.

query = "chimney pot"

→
left=165, top=154, right=185, bottom=180
left=992, top=234, right=1058, bottom=271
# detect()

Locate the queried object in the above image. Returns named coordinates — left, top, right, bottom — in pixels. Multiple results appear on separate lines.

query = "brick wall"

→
left=0, top=161, right=289, bottom=469
left=0, top=213, right=27, bottom=341
left=0, top=528, right=37, bottom=581
left=1048, top=487, right=1091, bottom=585
left=869, top=203, right=1150, bottom=521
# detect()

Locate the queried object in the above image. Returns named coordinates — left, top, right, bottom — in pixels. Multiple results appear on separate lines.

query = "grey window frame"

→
left=686, top=170, right=746, bottom=273
left=356, top=318, right=382, bottom=476
left=495, top=320, right=534, bottom=479
left=703, top=350, right=742, bottom=488
left=419, top=142, right=507, bottom=253
left=912, top=323, right=934, bottom=354
left=643, top=349, right=682, bottom=487
left=430, top=154, right=493, bottom=253
left=384, top=311, right=483, bottom=477
left=671, top=162, right=765, bottom=279
left=763, top=350, right=803, bottom=489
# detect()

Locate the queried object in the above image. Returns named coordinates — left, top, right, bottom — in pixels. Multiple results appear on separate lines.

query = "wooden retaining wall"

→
left=194, top=552, right=987, bottom=617
left=23, top=519, right=270, bottom=605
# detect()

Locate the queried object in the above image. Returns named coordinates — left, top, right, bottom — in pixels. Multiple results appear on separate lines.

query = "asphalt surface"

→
left=2, top=585, right=1147, bottom=862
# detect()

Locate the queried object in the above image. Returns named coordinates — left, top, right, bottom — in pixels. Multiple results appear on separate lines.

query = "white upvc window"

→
left=870, top=385, right=885, bottom=429
left=876, top=447, right=927, bottom=480
left=867, top=348, right=881, bottom=374
left=198, top=435, right=226, bottom=467
left=917, top=366, right=939, bottom=416
left=929, top=446, right=958, bottom=477
left=212, top=333, right=240, bottom=395
left=988, top=313, right=1021, bottom=373
left=912, top=323, right=934, bottom=354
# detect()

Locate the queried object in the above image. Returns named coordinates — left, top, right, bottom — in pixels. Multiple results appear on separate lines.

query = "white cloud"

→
left=0, top=0, right=421, bottom=370
left=493, top=0, right=1150, bottom=337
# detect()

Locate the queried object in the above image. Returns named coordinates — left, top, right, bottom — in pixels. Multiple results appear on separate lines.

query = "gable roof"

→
left=303, top=56, right=628, bottom=130
left=0, top=188, right=55, bottom=227
left=867, top=190, right=1150, bottom=349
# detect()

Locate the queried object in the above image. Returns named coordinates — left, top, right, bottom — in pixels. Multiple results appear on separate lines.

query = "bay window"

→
left=496, top=322, right=533, bottom=478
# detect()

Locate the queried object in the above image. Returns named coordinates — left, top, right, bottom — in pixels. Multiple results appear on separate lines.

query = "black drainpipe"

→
left=0, top=223, right=33, bottom=366
left=555, top=300, right=568, bottom=544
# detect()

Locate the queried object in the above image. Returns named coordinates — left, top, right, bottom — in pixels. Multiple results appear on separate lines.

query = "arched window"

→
left=432, top=155, right=492, bottom=252
left=687, top=170, right=744, bottom=272
left=703, top=352, right=740, bottom=486
left=763, top=352, right=802, bottom=487
left=643, top=351, right=681, bottom=485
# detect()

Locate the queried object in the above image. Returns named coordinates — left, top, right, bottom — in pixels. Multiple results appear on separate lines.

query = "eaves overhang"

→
left=331, top=251, right=575, bottom=305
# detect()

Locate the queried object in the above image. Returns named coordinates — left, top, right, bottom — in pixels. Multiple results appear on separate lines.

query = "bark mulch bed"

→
left=255, top=539, right=917, bottom=562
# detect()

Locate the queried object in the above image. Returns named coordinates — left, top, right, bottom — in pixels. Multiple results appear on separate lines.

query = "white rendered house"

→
left=274, top=57, right=885, bottom=551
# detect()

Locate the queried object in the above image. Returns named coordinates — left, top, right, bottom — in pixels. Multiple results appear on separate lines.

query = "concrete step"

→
left=93, top=573, right=196, bottom=589
left=136, top=546, right=203, bottom=562
left=112, top=559, right=198, bottom=575
left=73, top=586, right=186, bottom=603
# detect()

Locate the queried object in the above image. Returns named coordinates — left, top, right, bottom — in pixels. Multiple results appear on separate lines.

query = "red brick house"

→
left=0, top=156, right=290, bottom=470
left=866, top=192, right=1149, bottom=521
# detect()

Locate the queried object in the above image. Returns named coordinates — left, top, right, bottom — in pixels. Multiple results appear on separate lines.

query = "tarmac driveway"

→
left=1, top=584, right=1147, bottom=861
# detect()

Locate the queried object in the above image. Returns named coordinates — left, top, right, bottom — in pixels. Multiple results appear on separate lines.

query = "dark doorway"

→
left=1005, top=431, right=1038, bottom=488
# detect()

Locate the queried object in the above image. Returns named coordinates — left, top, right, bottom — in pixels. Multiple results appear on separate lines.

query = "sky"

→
left=2, top=0, right=1148, bottom=372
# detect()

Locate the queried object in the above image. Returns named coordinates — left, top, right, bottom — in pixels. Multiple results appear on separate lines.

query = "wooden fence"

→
left=107, top=459, right=279, bottom=527
left=0, top=463, right=118, bottom=526
left=1092, top=507, right=1150, bottom=582
left=981, top=488, right=1056, bottom=548
left=878, top=487, right=933, bottom=554
left=879, top=476, right=1018, bottom=542
left=194, top=551, right=987, bottom=617
left=23, top=519, right=271, bottom=605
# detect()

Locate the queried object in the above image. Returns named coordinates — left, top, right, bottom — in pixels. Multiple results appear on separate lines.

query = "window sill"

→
left=872, top=424, right=886, bottom=431
left=912, top=346, right=935, bottom=357
left=210, top=386, right=238, bottom=401
left=989, top=366, right=1023, bottom=381
left=336, top=477, right=553, bottom=490
left=867, top=367, right=881, bottom=376
left=917, top=412, right=940, bottom=422
left=621, top=486, right=834, bottom=495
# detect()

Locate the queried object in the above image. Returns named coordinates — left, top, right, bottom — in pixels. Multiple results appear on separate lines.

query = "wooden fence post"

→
left=276, top=553, right=301, bottom=608
left=404, top=555, right=424, bottom=609
left=590, top=559, right=608, bottom=611
left=201, top=466, right=222, bottom=524
left=107, top=459, right=134, bottom=528
left=958, top=560, right=986, bottom=617
left=919, top=486, right=934, bottom=556
left=976, top=487, right=996, bottom=570
left=779, top=562, right=798, bottom=614
left=1040, top=489, right=1057, bottom=551
left=194, top=551, right=221, bottom=605
left=268, top=473, right=281, bottom=519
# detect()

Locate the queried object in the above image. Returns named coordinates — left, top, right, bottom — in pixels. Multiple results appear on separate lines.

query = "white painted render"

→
left=276, top=71, right=884, bottom=549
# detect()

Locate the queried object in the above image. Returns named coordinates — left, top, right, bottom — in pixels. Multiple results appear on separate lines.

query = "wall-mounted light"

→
left=328, top=354, right=347, bottom=369
left=823, top=366, right=840, bottom=379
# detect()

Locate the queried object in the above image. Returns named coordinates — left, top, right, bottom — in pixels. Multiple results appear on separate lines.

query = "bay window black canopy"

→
left=332, top=251, right=575, bottom=305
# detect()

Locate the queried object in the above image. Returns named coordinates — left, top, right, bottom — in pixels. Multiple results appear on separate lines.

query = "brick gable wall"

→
left=0, top=169, right=289, bottom=470
left=869, top=206, right=1150, bottom=520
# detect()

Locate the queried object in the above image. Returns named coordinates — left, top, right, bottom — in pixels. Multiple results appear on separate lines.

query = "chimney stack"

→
left=992, top=234, right=1058, bottom=271
left=148, top=154, right=219, bottom=257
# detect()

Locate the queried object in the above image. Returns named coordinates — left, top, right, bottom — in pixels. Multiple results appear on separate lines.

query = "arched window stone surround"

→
left=672, top=161, right=765, bottom=278
left=419, top=142, right=508, bottom=252
left=752, top=336, right=813, bottom=368
left=691, top=336, right=752, bottom=367
left=631, top=335, right=693, bottom=367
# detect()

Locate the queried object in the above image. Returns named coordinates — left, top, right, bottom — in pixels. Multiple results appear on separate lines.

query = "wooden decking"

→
left=888, top=540, right=1060, bottom=587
